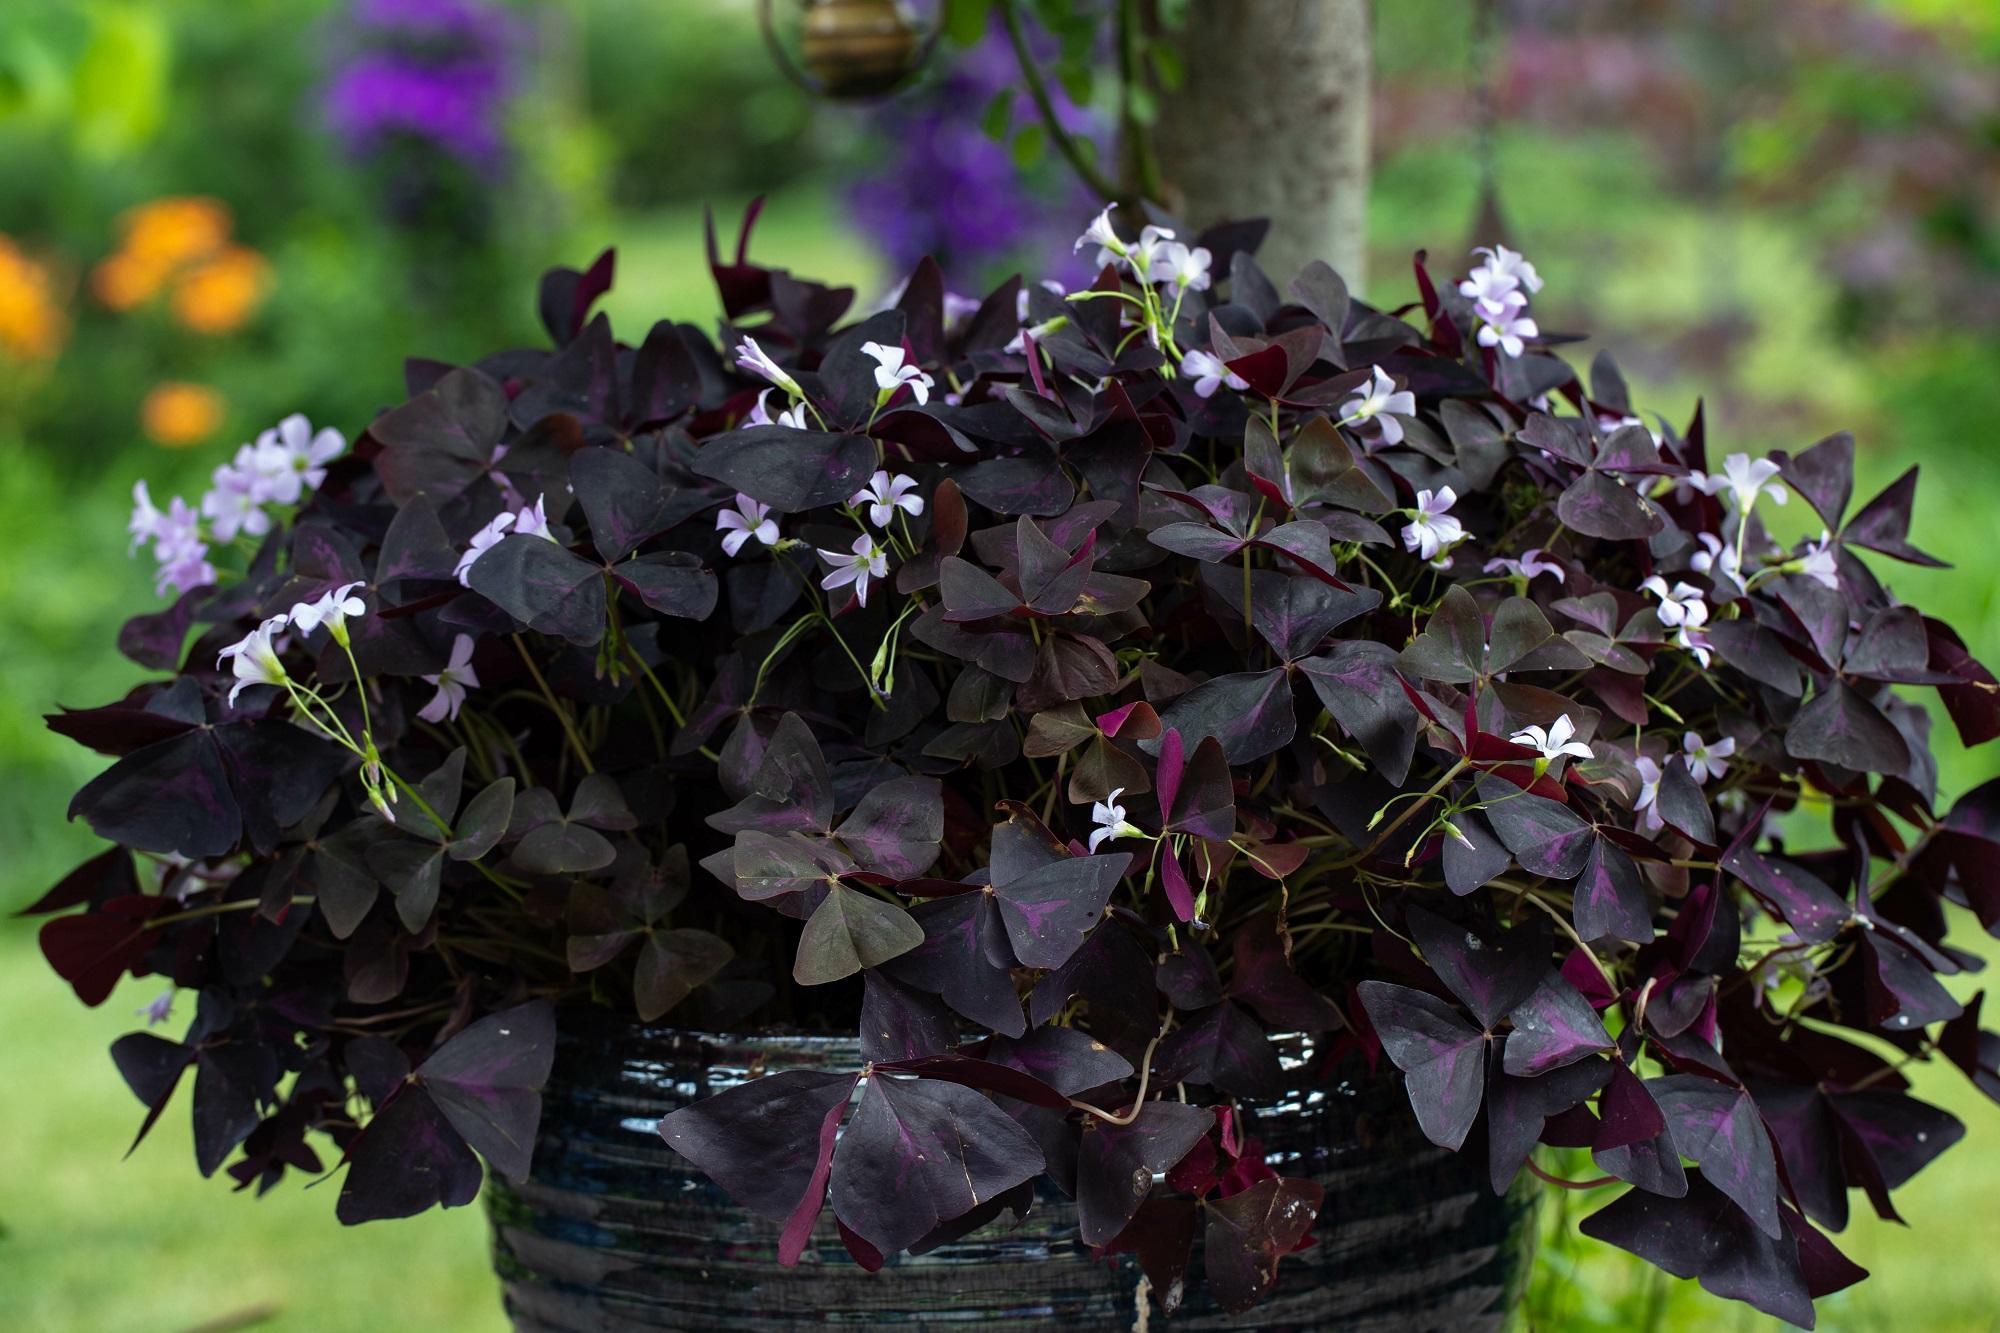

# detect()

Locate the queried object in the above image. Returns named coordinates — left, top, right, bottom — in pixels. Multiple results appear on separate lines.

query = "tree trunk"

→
left=1152, top=0, right=1371, bottom=294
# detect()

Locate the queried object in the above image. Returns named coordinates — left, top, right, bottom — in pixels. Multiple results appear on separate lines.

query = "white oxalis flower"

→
left=1180, top=349, right=1247, bottom=399
left=1089, top=787, right=1143, bottom=853
left=860, top=341, right=933, bottom=406
left=1683, top=730, right=1737, bottom=785
left=849, top=470, right=924, bottom=529
left=1402, top=487, right=1464, bottom=561
left=716, top=494, right=780, bottom=557
left=419, top=633, right=482, bottom=724
left=1510, top=713, right=1594, bottom=764
left=1688, top=452, right=1789, bottom=514
left=818, top=534, right=888, bottom=608
left=1341, top=366, right=1416, bottom=445
left=218, top=614, right=291, bottom=706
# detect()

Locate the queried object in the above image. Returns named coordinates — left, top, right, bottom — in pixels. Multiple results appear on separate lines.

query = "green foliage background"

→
left=0, top=1, right=1995, bottom=1328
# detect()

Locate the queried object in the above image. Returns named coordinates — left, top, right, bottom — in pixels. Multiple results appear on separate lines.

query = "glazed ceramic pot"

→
left=486, top=1014, right=1535, bottom=1331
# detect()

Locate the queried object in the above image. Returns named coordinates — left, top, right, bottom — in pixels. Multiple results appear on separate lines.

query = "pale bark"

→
left=1152, top=0, right=1371, bottom=294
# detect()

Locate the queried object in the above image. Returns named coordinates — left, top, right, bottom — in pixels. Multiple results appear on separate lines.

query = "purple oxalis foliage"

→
left=26, top=198, right=2000, bottom=1322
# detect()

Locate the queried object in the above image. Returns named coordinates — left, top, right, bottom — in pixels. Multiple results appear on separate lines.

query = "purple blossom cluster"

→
left=128, top=415, right=345, bottom=597
left=847, top=22, right=1102, bottom=287
left=323, top=0, right=519, bottom=170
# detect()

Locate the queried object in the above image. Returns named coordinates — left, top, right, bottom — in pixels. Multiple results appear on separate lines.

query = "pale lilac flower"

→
left=1402, top=487, right=1464, bottom=561
left=818, top=534, right=888, bottom=608
left=1687, top=452, right=1788, bottom=513
left=418, top=633, right=480, bottom=724
left=747, top=389, right=808, bottom=431
left=716, top=494, right=780, bottom=556
left=1474, top=291, right=1538, bottom=358
left=1089, top=787, right=1142, bottom=853
left=1074, top=205, right=1122, bottom=257
left=1150, top=240, right=1213, bottom=291
left=861, top=341, right=933, bottom=406
left=1640, top=576, right=1709, bottom=630
left=290, top=581, right=367, bottom=640
left=850, top=470, right=923, bottom=528
left=1340, top=366, right=1416, bottom=445
left=1797, top=531, right=1839, bottom=589
left=1459, top=263, right=1520, bottom=306
left=129, top=480, right=165, bottom=553
left=138, top=989, right=175, bottom=1026
left=1122, top=224, right=1176, bottom=279
left=263, top=413, right=345, bottom=493
left=202, top=464, right=271, bottom=543
left=1689, top=532, right=1741, bottom=584
left=733, top=335, right=801, bottom=397
left=1633, top=756, right=1665, bottom=833
left=455, top=510, right=515, bottom=585
left=1683, top=730, right=1736, bottom=784
left=1484, top=548, right=1566, bottom=584
left=1510, top=713, right=1593, bottom=764
left=943, top=292, right=982, bottom=325
left=512, top=494, right=555, bottom=542
left=1478, top=244, right=1542, bottom=292
left=218, top=614, right=291, bottom=706
left=155, top=544, right=218, bottom=598
left=248, top=437, right=307, bottom=505
left=1180, top=349, right=1247, bottom=399
left=1676, top=624, right=1716, bottom=669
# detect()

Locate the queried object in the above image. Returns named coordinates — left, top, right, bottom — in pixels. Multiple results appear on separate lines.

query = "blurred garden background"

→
left=1, top=0, right=1996, bottom=1328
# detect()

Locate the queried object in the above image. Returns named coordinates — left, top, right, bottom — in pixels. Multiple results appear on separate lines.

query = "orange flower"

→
left=170, top=246, right=270, bottom=335
left=119, top=196, right=232, bottom=268
left=94, top=196, right=237, bottom=312
left=91, top=251, right=169, bottom=310
left=0, top=235, right=66, bottom=360
left=141, top=381, right=226, bottom=447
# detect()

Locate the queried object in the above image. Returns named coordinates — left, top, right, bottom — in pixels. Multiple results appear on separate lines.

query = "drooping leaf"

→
left=793, top=883, right=924, bottom=985
left=829, top=1074, right=1044, bottom=1255
left=693, top=426, right=877, bottom=512
left=1298, top=643, right=1419, bottom=784
left=1573, top=836, right=1652, bottom=945
left=1203, top=1176, right=1325, bottom=1314
left=1502, top=975, right=1613, bottom=1076
left=464, top=535, right=607, bottom=646
left=1406, top=906, right=1551, bottom=1030
left=657, top=1068, right=861, bottom=1244
left=1076, top=1101, right=1215, bottom=1245
left=1785, top=681, right=1911, bottom=774
left=1477, top=776, right=1594, bottom=877
left=1356, top=980, right=1487, bottom=1151
left=1152, top=669, right=1296, bottom=765
left=1580, top=1175, right=1820, bottom=1327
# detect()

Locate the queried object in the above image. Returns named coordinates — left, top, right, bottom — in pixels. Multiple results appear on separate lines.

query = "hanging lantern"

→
left=757, top=0, right=940, bottom=100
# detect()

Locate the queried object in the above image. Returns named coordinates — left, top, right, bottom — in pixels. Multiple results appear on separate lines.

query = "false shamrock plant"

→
left=30, top=207, right=2000, bottom=1324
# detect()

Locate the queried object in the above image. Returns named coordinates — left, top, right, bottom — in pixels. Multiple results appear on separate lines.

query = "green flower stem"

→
left=996, top=0, right=1121, bottom=202
left=1336, top=758, right=1469, bottom=868
left=335, top=634, right=373, bottom=743
left=150, top=895, right=314, bottom=929
left=511, top=634, right=595, bottom=775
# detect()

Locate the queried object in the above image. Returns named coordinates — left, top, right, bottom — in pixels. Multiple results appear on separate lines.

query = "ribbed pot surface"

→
left=487, top=1016, right=1535, bottom=1331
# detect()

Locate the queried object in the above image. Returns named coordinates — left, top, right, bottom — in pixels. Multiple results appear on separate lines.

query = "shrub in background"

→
left=28, top=206, right=2000, bottom=1323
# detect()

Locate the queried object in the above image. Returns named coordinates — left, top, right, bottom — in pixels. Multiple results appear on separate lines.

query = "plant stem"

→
left=996, top=0, right=1122, bottom=202
left=511, top=634, right=595, bottom=774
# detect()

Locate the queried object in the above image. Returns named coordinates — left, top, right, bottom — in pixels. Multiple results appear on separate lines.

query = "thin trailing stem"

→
left=512, top=634, right=595, bottom=774
left=996, top=0, right=1122, bottom=202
